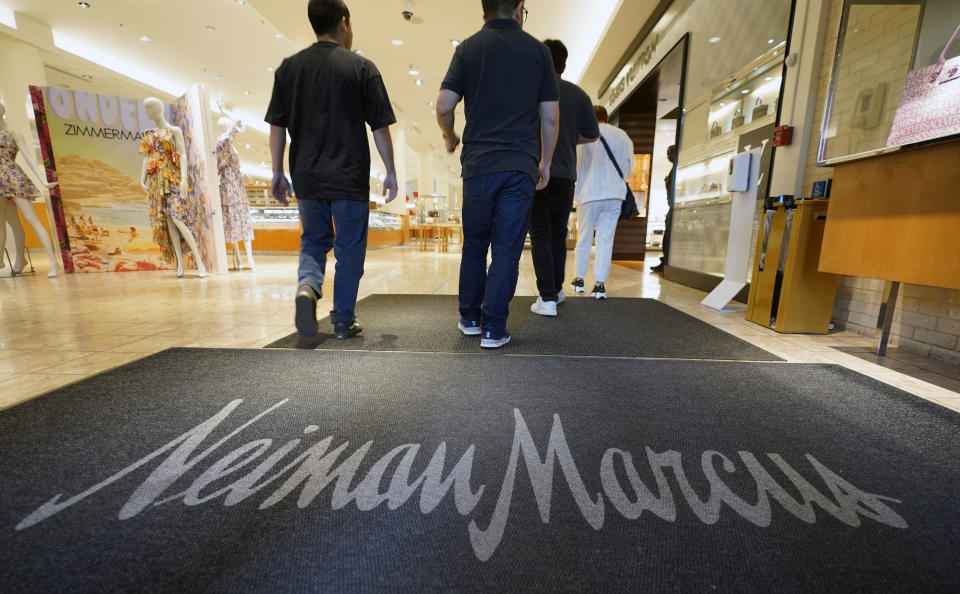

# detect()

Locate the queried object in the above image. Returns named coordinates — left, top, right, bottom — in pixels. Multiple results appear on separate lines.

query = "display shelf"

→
left=706, top=44, right=784, bottom=141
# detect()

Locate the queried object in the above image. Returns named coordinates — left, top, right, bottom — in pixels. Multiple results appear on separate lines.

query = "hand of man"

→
left=537, top=162, right=551, bottom=191
left=382, top=172, right=398, bottom=203
left=444, top=133, right=461, bottom=153
left=272, top=173, right=292, bottom=206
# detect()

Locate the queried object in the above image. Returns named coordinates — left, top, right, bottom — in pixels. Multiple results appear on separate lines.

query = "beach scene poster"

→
left=30, top=86, right=175, bottom=273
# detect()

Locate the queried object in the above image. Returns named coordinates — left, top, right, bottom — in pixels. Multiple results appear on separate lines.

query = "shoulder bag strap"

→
left=598, top=135, right=626, bottom=181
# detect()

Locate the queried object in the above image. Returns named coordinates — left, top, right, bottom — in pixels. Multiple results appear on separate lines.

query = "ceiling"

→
left=0, top=0, right=660, bottom=179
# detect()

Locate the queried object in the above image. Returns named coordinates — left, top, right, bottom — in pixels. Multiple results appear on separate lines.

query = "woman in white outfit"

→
left=572, top=106, right=634, bottom=299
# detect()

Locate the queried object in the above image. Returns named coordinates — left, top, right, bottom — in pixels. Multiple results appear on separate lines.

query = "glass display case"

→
left=706, top=45, right=783, bottom=141
left=250, top=206, right=300, bottom=229
left=670, top=45, right=784, bottom=276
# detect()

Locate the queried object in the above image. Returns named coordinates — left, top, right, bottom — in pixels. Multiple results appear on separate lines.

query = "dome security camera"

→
left=401, top=0, right=414, bottom=21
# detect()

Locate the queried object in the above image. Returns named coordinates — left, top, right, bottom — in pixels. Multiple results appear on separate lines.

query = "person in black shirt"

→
left=528, top=39, right=600, bottom=318
left=651, top=144, right=676, bottom=273
left=265, top=0, right=397, bottom=339
left=437, top=0, right=559, bottom=349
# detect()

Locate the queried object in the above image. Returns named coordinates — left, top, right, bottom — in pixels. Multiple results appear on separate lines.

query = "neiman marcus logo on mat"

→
left=15, top=400, right=908, bottom=561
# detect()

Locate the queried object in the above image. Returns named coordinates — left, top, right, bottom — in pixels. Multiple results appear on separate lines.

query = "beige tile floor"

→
left=1, top=245, right=958, bottom=413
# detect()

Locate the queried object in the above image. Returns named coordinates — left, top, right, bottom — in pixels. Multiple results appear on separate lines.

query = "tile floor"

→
left=1, top=246, right=958, bottom=413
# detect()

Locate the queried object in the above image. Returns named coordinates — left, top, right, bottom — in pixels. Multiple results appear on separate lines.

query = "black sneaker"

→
left=592, top=283, right=607, bottom=300
left=480, top=329, right=511, bottom=349
left=571, top=278, right=585, bottom=294
left=334, top=319, right=363, bottom=339
left=295, top=285, right=320, bottom=337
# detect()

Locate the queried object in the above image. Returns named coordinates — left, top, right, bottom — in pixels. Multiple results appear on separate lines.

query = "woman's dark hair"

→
left=543, top=39, right=568, bottom=75
left=308, top=0, right=350, bottom=37
left=594, top=105, right=609, bottom=123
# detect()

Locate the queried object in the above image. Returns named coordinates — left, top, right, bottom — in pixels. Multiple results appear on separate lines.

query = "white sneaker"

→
left=557, top=290, right=565, bottom=304
left=530, top=297, right=558, bottom=317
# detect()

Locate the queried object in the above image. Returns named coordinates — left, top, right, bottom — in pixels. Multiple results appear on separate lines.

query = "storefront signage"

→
left=14, top=401, right=909, bottom=562
left=608, top=34, right=662, bottom=107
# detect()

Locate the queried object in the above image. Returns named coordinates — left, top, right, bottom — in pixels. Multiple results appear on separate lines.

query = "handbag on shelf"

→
left=598, top=135, right=639, bottom=220
left=888, top=23, right=960, bottom=147
left=731, top=108, right=745, bottom=129
left=710, top=121, right=722, bottom=138
left=752, top=97, right=769, bottom=120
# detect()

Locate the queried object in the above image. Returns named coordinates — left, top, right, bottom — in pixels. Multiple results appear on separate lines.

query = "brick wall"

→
left=802, top=0, right=960, bottom=364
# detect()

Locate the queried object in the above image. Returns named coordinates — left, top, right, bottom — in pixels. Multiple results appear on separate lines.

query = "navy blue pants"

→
left=297, top=198, right=369, bottom=325
left=459, top=171, right=536, bottom=334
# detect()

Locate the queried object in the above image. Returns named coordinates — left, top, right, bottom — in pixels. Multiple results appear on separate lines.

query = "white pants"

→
left=574, top=199, right=621, bottom=282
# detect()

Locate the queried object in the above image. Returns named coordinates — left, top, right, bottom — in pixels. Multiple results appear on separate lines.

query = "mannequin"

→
left=139, top=97, right=206, bottom=278
left=216, top=116, right=256, bottom=271
left=0, top=100, right=61, bottom=278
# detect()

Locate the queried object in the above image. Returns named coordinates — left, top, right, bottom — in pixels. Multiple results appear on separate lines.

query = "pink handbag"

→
left=887, top=24, right=960, bottom=147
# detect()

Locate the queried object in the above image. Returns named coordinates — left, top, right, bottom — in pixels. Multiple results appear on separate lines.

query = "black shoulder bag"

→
left=598, top=135, right=638, bottom=220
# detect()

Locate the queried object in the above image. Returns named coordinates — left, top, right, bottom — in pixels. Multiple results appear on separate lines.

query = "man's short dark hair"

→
left=308, top=0, right=350, bottom=37
left=543, top=39, right=567, bottom=75
left=482, top=0, right=522, bottom=18
left=594, top=105, right=609, bottom=123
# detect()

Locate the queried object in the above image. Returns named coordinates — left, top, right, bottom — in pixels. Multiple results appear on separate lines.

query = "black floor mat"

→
left=265, top=294, right=782, bottom=361
left=1, top=348, right=957, bottom=591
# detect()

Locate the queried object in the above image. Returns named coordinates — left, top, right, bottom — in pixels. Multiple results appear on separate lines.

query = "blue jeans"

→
left=459, top=171, right=536, bottom=334
left=297, top=199, right=369, bottom=325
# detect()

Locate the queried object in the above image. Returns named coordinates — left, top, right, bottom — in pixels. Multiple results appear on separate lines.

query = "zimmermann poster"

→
left=30, top=85, right=223, bottom=274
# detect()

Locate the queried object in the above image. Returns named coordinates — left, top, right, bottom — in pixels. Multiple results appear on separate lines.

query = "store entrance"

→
left=610, top=39, right=686, bottom=266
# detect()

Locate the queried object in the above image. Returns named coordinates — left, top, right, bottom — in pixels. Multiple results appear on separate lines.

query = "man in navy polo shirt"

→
left=436, top=0, right=560, bottom=349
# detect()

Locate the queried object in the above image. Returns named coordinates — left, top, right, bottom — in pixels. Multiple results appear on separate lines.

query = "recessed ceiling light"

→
left=741, top=89, right=750, bottom=94
left=354, top=49, right=364, bottom=55
left=768, top=38, right=775, bottom=44
left=428, top=101, right=434, bottom=107
left=415, top=79, right=422, bottom=87
left=408, top=68, right=420, bottom=76
left=275, top=33, right=283, bottom=39
left=719, top=102, right=726, bottom=106
left=245, top=144, right=251, bottom=149
left=77, top=2, right=91, bottom=7
left=206, top=25, right=216, bottom=32
left=392, top=39, right=404, bottom=46
left=267, top=67, right=274, bottom=72
left=451, top=39, right=460, bottom=47
left=244, top=90, right=251, bottom=96
left=764, top=76, right=773, bottom=81
left=139, top=35, right=151, bottom=42
left=708, top=36, right=721, bottom=43
left=214, top=74, right=222, bottom=80
left=235, top=0, right=246, bottom=4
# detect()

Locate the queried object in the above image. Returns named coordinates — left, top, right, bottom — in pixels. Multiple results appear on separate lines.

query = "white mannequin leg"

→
left=167, top=218, right=185, bottom=278
left=0, top=200, right=9, bottom=271
left=243, top=239, right=256, bottom=271
left=3, top=201, right=27, bottom=273
left=170, top=217, right=207, bottom=278
left=13, top=198, right=59, bottom=277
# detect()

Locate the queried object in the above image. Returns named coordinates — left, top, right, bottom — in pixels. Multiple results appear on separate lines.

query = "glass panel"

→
left=819, top=2, right=923, bottom=164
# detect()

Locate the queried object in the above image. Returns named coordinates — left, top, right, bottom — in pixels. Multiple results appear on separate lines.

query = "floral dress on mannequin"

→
left=215, top=128, right=254, bottom=243
left=0, top=129, right=40, bottom=200
left=140, top=128, right=192, bottom=263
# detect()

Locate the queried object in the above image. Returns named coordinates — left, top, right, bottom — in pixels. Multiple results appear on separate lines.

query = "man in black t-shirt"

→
left=265, top=0, right=397, bottom=339
left=437, top=0, right=560, bottom=349
left=528, top=39, right=600, bottom=318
